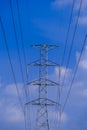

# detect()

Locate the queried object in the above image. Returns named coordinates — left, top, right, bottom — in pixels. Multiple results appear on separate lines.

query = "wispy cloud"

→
left=51, top=0, right=87, bottom=10
left=5, top=83, right=23, bottom=96
left=51, top=0, right=87, bottom=25
left=78, top=16, right=87, bottom=26
left=5, top=105, right=24, bottom=123
left=51, top=0, right=72, bottom=8
left=0, top=83, right=24, bottom=124
left=49, top=110, right=68, bottom=123
left=77, top=46, right=87, bottom=70
left=52, top=45, right=87, bottom=129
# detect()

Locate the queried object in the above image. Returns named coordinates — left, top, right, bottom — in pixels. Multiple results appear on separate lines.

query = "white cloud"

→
left=79, top=16, right=87, bottom=25
left=61, top=112, right=68, bottom=122
left=51, top=0, right=87, bottom=10
left=55, top=66, right=72, bottom=85
left=55, top=67, right=71, bottom=77
left=51, top=0, right=72, bottom=9
left=0, top=101, right=24, bottom=123
left=5, top=105, right=24, bottom=123
left=5, top=83, right=23, bottom=96
left=0, top=83, right=25, bottom=124
left=79, top=60, right=87, bottom=70
left=73, top=0, right=87, bottom=25
left=77, top=46, right=87, bottom=70
left=80, top=0, right=87, bottom=12
left=49, top=110, right=68, bottom=123
left=63, top=45, right=87, bottom=100
left=80, top=89, right=87, bottom=97
left=51, top=0, right=87, bottom=25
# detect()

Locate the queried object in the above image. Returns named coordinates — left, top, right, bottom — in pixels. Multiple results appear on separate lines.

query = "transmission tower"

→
left=26, top=44, right=60, bottom=130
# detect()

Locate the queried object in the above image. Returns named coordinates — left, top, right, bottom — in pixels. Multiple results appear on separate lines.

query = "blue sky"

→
left=0, top=0, right=87, bottom=130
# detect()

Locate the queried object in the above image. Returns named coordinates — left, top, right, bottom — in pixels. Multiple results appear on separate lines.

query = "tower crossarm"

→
left=27, top=78, right=60, bottom=86
left=25, top=98, right=60, bottom=106
left=27, top=60, right=59, bottom=66
left=31, top=44, right=58, bottom=50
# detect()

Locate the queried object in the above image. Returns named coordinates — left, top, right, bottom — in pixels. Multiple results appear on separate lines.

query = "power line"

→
left=62, top=34, right=87, bottom=112
left=61, top=0, right=75, bottom=66
left=58, top=1, right=76, bottom=129
left=61, top=0, right=83, bottom=93
left=0, top=16, right=27, bottom=130
left=15, top=1, right=29, bottom=129
left=58, top=1, right=83, bottom=130
left=56, top=66, right=61, bottom=130
left=0, top=17, right=24, bottom=114
left=9, top=0, right=26, bottom=94
left=16, top=0, right=27, bottom=76
left=57, top=35, right=87, bottom=130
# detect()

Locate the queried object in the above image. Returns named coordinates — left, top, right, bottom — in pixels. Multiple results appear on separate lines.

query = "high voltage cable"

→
left=15, top=1, right=28, bottom=129
left=16, top=0, right=27, bottom=76
left=0, top=17, right=24, bottom=114
left=58, top=35, right=87, bottom=130
left=61, top=0, right=83, bottom=93
left=0, top=16, right=27, bottom=130
left=16, top=0, right=31, bottom=128
left=58, top=1, right=76, bottom=129
left=61, top=0, right=75, bottom=66
left=24, top=106, right=27, bottom=130
left=9, top=0, right=26, bottom=94
left=56, top=66, right=61, bottom=130
left=58, top=1, right=83, bottom=130
left=62, top=35, right=87, bottom=112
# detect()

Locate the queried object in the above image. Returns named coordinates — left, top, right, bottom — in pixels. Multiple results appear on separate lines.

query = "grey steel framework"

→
left=26, top=44, right=60, bottom=130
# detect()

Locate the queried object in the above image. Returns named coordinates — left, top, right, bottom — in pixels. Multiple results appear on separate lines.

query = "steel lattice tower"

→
left=26, top=44, right=60, bottom=130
